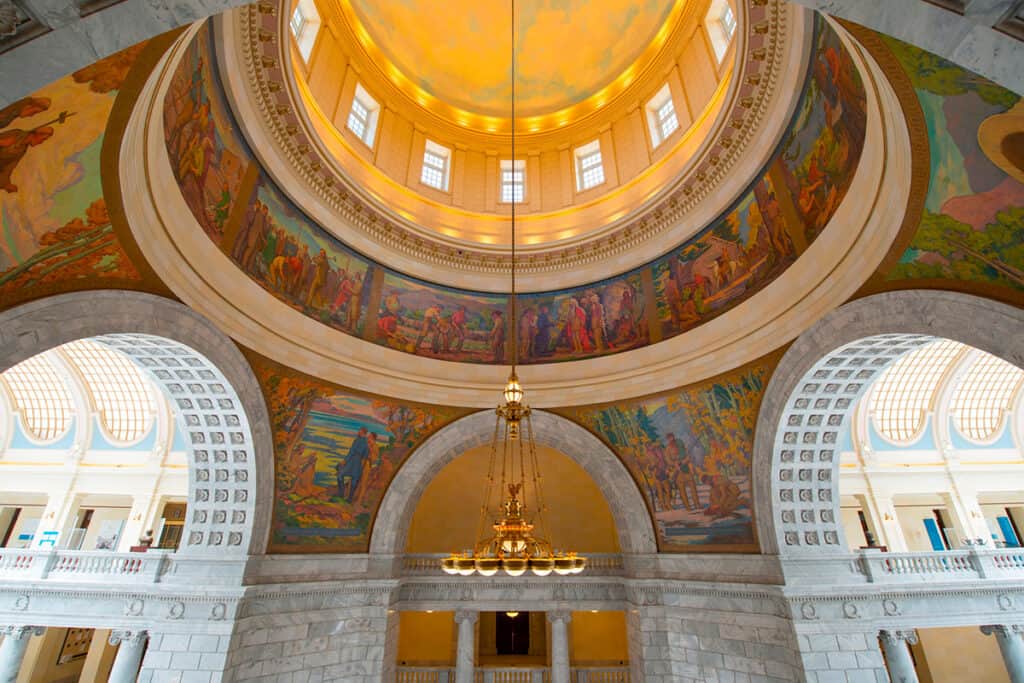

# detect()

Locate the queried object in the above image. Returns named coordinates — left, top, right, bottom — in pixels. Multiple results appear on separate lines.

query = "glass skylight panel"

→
left=869, top=339, right=966, bottom=443
left=952, top=352, right=1024, bottom=441
left=1, top=354, right=73, bottom=441
left=421, top=145, right=449, bottom=191
left=61, top=340, right=154, bottom=444
left=501, top=161, right=525, bottom=203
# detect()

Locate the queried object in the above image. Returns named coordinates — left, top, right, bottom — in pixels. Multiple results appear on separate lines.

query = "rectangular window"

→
left=647, top=83, right=679, bottom=147
left=420, top=140, right=450, bottom=191
left=289, top=0, right=321, bottom=63
left=706, top=0, right=736, bottom=64
left=574, top=140, right=605, bottom=192
left=289, top=6, right=305, bottom=38
left=720, top=3, right=737, bottom=39
left=347, top=83, right=380, bottom=147
left=501, top=159, right=525, bottom=204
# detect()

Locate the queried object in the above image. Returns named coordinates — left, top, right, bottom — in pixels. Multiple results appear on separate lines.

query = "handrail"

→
left=0, top=548, right=169, bottom=583
left=395, top=668, right=629, bottom=683
left=857, top=547, right=1024, bottom=582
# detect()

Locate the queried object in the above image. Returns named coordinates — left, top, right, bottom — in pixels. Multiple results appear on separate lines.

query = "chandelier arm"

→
left=476, top=411, right=503, bottom=553
left=525, top=411, right=552, bottom=551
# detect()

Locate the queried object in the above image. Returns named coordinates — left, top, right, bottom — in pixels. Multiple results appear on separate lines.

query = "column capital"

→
left=109, top=629, right=149, bottom=647
left=879, top=629, right=918, bottom=645
left=453, top=610, right=478, bottom=625
left=0, top=625, right=43, bottom=640
left=546, top=611, right=572, bottom=625
left=981, top=624, right=1024, bottom=637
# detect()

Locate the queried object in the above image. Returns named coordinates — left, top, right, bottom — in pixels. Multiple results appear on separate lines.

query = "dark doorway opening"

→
left=496, top=612, right=531, bottom=655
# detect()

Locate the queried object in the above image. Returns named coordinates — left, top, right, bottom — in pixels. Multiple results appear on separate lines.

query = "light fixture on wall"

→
left=441, top=0, right=585, bottom=580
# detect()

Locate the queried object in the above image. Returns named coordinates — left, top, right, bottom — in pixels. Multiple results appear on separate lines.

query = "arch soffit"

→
left=369, top=409, right=658, bottom=556
left=753, top=290, right=1024, bottom=557
left=0, top=290, right=273, bottom=556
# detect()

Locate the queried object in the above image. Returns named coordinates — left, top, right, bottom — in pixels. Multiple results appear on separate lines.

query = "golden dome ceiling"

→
left=345, top=0, right=677, bottom=120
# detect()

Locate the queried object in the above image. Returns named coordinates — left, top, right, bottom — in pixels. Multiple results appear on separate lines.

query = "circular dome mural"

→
left=158, top=17, right=868, bottom=366
left=346, top=0, right=677, bottom=118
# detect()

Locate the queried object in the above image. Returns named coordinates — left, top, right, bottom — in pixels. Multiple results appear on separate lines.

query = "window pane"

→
left=721, top=4, right=736, bottom=38
left=421, top=150, right=448, bottom=190
left=952, top=352, right=1024, bottom=441
left=290, top=7, right=305, bottom=37
left=62, top=340, right=155, bottom=443
left=657, top=100, right=679, bottom=140
left=869, top=340, right=965, bottom=442
left=347, top=99, right=368, bottom=140
left=578, top=150, right=605, bottom=190
left=2, top=354, right=73, bottom=441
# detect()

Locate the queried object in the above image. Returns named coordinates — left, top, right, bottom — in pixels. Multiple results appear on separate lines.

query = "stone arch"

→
left=753, top=290, right=1024, bottom=556
left=0, top=290, right=273, bottom=555
left=370, top=409, right=658, bottom=556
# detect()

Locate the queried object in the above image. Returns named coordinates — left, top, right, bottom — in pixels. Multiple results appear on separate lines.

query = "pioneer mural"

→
left=565, top=364, right=768, bottom=552
left=257, top=357, right=466, bottom=552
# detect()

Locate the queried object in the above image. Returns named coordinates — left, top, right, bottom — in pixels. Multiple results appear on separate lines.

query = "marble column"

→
left=453, top=611, right=477, bottom=683
left=0, top=626, right=43, bottom=683
left=879, top=630, right=919, bottom=683
left=981, top=624, right=1024, bottom=683
left=547, top=611, right=571, bottom=683
left=108, top=630, right=148, bottom=683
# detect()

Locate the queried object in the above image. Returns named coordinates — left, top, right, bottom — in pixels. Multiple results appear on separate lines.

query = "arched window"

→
left=951, top=351, right=1024, bottom=442
left=1, top=353, right=74, bottom=441
left=61, top=340, right=155, bottom=443
left=869, top=339, right=966, bottom=442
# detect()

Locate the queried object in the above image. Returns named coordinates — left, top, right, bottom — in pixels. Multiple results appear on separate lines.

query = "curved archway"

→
left=0, top=291, right=273, bottom=555
left=753, top=290, right=1024, bottom=556
left=370, top=410, right=658, bottom=556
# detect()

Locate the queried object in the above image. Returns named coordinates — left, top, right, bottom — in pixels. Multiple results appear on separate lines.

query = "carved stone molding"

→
left=109, top=629, right=149, bottom=647
left=879, top=629, right=918, bottom=646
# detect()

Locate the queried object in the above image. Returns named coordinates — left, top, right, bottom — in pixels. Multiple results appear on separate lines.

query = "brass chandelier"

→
left=441, top=0, right=585, bottom=579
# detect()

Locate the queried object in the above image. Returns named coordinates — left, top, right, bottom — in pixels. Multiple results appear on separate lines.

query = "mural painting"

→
left=376, top=272, right=506, bottom=362
left=233, top=177, right=375, bottom=337
left=653, top=22, right=867, bottom=339
left=0, top=43, right=147, bottom=302
left=163, top=23, right=249, bottom=245
left=884, top=38, right=1024, bottom=292
left=258, top=359, right=465, bottom=551
left=166, top=19, right=867, bottom=365
left=517, top=273, right=647, bottom=362
left=567, top=364, right=767, bottom=551
left=775, top=22, right=867, bottom=242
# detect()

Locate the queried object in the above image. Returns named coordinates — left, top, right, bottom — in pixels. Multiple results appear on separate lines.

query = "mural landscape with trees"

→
left=566, top=364, right=767, bottom=552
left=884, top=38, right=1024, bottom=291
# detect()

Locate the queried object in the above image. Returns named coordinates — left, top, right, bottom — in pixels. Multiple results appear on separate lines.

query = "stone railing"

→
left=397, top=668, right=628, bottom=683
left=0, top=548, right=170, bottom=583
left=401, top=554, right=625, bottom=577
left=857, top=548, right=1024, bottom=583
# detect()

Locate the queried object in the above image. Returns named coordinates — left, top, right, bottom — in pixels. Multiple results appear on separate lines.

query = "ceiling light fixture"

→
left=441, top=0, right=585, bottom=580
